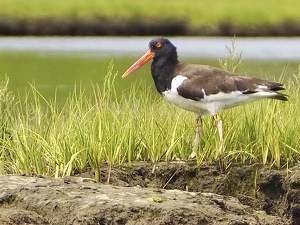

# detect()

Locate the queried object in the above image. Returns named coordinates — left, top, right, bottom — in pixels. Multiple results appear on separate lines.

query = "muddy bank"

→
left=1, top=162, right=300, bottom=224
left=1, top=16, right=300, bottom=36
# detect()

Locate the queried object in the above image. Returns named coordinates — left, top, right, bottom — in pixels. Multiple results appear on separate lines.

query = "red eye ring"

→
left=155, top=42, right=162, bottom=48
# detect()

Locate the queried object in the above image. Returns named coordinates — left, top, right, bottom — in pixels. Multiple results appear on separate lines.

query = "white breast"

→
left=162, top=75, right=214, bottom=115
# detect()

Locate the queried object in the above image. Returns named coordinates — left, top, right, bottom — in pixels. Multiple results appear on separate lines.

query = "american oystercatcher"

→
left=122, top=37, right=288, bottom=157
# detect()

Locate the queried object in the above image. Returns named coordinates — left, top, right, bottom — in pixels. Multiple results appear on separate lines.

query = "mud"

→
left=1, top=162, right=300, bottom=224
left=0, top=16, right=300, bottom=36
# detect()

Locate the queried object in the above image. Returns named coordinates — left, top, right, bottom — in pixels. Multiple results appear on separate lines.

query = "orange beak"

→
left=122, top=49, right=155, bottom=78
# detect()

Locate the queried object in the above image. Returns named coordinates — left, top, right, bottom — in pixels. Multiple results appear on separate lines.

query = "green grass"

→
left=0, top=40, right=299, bottom=180
left=0, top=54, right=299, bottom=181
left=0, top=0, right=299, bottom=26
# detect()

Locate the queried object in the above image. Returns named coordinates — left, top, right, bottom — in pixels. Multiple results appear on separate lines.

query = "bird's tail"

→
left=269, top=92, right=288, bottom=101
left=268, top=82, right=288, bottom=101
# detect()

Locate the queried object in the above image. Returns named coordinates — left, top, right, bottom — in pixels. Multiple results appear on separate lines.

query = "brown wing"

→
left=176, top=63, right=287, bottom=101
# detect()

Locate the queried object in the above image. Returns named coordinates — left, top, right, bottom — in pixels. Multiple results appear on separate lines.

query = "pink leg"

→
left=213, top=114, right=224, bottom=157
left=190, top=113, right=202, bottom=158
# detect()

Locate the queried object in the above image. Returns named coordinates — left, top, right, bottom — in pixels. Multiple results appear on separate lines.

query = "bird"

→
left=122, top=37, right=288, bottom=158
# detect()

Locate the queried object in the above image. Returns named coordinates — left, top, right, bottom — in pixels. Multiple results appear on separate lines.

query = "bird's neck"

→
left=151, top=54, right=178, bottom=94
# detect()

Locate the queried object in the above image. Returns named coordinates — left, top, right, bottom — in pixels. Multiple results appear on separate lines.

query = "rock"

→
left=0, top=175, right=289, bottom=225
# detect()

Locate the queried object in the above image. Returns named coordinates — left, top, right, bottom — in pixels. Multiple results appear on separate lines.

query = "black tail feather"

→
left=270, top=93, right=288, bottom=101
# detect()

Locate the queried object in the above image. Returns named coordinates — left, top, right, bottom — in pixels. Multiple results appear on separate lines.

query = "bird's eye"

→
left=155, top=42, right=162, bottom=48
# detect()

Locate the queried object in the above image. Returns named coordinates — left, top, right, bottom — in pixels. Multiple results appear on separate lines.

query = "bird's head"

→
left=122, top=37, right=176, bottom=78
left=148, top=37, right=176, bottom=58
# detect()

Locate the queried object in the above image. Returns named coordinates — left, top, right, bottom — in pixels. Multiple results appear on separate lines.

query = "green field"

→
left=0, top=0, right=300, bottom=26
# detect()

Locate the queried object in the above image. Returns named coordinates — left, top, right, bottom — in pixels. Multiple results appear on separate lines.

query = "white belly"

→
left=162, top=89, right=264, bottom=116
left=162, top=75, right=276, bottom=116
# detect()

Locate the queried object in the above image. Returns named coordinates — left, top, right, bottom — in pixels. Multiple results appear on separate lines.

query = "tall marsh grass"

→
left=0, top=57, right=299, bottom=180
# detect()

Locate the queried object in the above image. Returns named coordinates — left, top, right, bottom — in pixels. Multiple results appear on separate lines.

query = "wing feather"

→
left=175, top=63, right=287, bottom=101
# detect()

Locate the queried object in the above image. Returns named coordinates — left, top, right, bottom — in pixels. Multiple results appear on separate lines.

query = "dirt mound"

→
left=1, top=162, right=299, bottom=224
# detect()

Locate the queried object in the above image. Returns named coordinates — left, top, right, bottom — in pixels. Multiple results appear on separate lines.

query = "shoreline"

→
left=1, top=16, right=300, bottom=36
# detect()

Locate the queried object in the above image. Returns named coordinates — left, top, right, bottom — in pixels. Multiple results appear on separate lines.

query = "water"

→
left=0, top=37, right=299, bottom=102
left=1, top=37, right=300, bottom=60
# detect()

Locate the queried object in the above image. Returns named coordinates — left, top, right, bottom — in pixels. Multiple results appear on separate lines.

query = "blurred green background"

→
left=0, top=0, right=300, bottom=36
left=0, top=0, right=299, bottom=102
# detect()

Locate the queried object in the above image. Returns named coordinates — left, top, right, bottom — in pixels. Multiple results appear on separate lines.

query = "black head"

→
left=148, top=37, right=177, bottom=59
left=122, top=37, right=178, bottom=78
